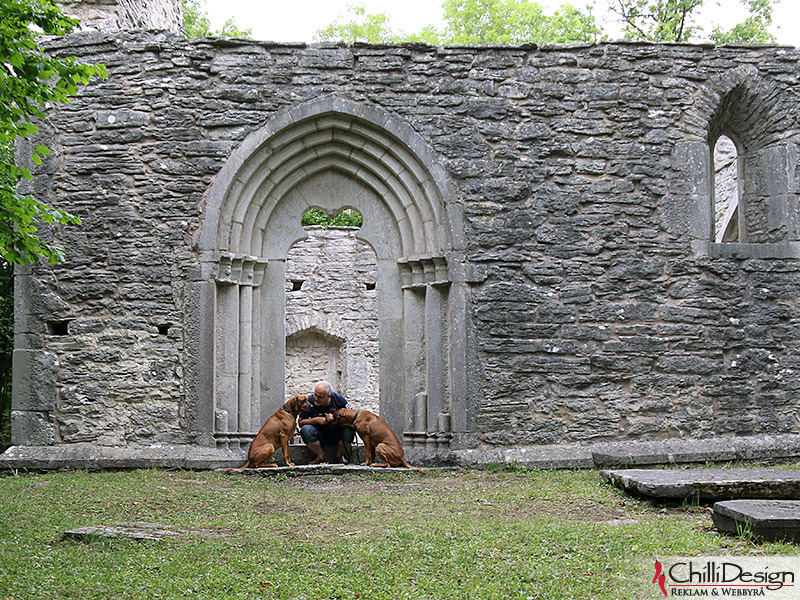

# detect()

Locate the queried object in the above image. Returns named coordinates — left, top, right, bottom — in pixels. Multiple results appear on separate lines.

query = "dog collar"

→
left=282, top=404, right=292, bottom=414
left=353, top=410, right=361, bottom=423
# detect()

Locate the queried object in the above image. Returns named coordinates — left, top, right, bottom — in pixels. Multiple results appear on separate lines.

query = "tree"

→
left=1, top=0, right=107, bottom=265
left=182, top=0, right=252, bottom=39
left=441, top=0, right=600, bottom=44
left=316, top=0, right=600, bottom=44
left=609, top=0, right=777, bottom=43
left=315, top=5, right=397, bottom=44
left=710, top=0, right=775, bottom=44
left=318, top=0, right=778, bottom=45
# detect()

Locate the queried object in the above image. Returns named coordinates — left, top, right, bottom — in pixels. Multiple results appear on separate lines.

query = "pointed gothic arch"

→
left=190, top=96, right=471, bottom=457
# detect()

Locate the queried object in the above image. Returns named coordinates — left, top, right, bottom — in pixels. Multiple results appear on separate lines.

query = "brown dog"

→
left=227, top=394, right=311, bottom=471
left=335, top=408, right=424, bottom=473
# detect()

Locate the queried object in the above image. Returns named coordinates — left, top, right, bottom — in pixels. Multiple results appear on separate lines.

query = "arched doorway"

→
left=192, top=96, right=470, bottom=458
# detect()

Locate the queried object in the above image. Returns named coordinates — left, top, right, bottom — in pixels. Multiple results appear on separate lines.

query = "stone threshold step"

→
left=601, top=468, right=800, bottom=501
left=223, top=464, right=449, bottom=476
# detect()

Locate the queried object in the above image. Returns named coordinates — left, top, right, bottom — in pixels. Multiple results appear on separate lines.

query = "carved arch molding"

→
left=187, top=96, right=475, bottom=455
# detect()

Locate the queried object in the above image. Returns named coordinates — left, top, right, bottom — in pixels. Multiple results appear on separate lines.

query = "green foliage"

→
left=610, top=0, right=777, bottom=43
left=610, top=0, right=703, bottom=42
left=710, top=0, right=776, bottom=43
left=301, top=208, right=363, bottom=228
left=317, top=0, right=600, bottom=44
left=181, top=0, right=252, bottom=39
left=0, top=0, right=107, bottom=265
left=441, top=0, right=600, bottom=44
left=318, top=0, right=778, bottom=45
left=315, top=4, right=397, bottom=43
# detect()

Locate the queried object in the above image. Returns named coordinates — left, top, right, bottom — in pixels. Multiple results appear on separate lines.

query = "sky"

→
left=204, top=0, right=800, bottom=47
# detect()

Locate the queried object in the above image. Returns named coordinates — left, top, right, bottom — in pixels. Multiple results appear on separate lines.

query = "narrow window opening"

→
left=157, top=324, right=170, bottom=336
left=47, top=320, right=70, bottom=336
left=291, top=280, right=304, bottom=292
left=365, top=282, right=376, bottom=291
left=713, top=134, right=740, bottom=242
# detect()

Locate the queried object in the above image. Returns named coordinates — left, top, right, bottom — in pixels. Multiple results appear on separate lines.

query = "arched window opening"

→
left=301, top=207, right=363, bottom=228
left=713, top=135, right=740, bottom=243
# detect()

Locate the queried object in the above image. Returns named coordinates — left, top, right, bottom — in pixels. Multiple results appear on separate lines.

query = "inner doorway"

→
left=285, top=221, right=379, bottom=413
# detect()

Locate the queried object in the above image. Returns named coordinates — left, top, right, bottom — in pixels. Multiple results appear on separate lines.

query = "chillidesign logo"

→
left=652, top=561, right=668, bottom=597
left=647, top=557, right=799, bottom=597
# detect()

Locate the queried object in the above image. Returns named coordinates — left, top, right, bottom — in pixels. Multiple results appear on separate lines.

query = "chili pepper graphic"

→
left=652, top=561, right=667, bottom=597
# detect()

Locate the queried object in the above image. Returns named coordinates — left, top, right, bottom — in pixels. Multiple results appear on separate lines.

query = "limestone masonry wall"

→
left=11, top=30, right=800, bottom=463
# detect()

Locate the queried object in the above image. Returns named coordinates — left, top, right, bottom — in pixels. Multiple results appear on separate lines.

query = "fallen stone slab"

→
left=62, top=522, right=229, bottom=542
left=0, top=444, right=247, bottom=472
left=224, top=464, right=449, bottom=477
left=713, top=500, right=800, bottom=543
left=600, top=469, right=800, bottom=501
left=62, top=523, right=180, bottom=542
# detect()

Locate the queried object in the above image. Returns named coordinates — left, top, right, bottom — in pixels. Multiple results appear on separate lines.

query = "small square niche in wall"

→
left=47, top=320, right=70, bottom=336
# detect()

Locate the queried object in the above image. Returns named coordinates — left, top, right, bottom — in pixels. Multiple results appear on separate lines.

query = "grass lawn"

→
left=0, top=465, right=798, bottom=599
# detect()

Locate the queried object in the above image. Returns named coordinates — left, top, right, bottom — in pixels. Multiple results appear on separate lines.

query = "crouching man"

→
left=298, top=381, right=355, bottom=464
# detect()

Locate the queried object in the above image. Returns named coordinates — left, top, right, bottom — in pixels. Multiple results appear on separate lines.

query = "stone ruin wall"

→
left=11, top=29, right=800, bottom=460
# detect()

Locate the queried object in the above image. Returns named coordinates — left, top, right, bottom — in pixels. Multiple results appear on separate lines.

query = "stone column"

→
left=377, top=258, right=404, bottom=436
left=251, top=263, right=266, bottom=428
left=184, top=277, right=216, bottom=446
left=403, top=286, right=426, bottom=437
left=216, top=282, right=239, bottom=435
left=425, top=283, right=445, bottom=436
left=448, top=280, right=471, bottom=439
left=238, top=278, right=253, bottom=432
left=260, top=260, right=287, bottom=417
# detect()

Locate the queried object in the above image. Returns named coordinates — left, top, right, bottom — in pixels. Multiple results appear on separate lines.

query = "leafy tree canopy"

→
left=316, top=0, right=600, bottom=44
left=441, top=0, right=600, bottom=44
left=610, top=0, right=777, bottom=43
left=316, top=0, right=780, bottom=45
left=0, top=0, right=107, bottom=265
left=182, top=0, right=252, bottom=39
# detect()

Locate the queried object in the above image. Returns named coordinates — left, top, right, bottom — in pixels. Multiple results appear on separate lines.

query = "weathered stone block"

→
left=601, top=469, right=800, bottom=500
left=713, top=500, right=800, bottom=543
left=12, top=350, right=58, bottom=412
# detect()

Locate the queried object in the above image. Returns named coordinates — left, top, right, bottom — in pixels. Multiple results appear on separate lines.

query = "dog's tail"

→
left=402, top=459, right=426, bottom=474
left=225, top=460, right=251, bottom=473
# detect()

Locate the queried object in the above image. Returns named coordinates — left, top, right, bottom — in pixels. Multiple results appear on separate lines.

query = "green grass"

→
left=0, top=467, right=797, bottom=599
